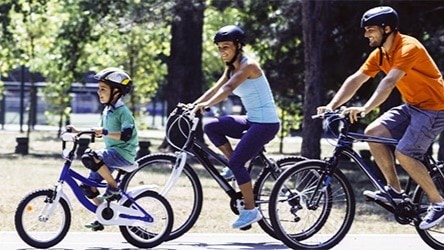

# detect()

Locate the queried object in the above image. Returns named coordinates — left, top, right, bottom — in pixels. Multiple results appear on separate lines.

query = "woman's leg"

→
left=230, top=123, right=279, bottom=209
left=204, top=115, right=249, bottom=159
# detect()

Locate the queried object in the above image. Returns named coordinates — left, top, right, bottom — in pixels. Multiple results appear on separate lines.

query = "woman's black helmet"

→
left=214, top=25, right=246, bottom=45
left=94, top=67, right=133, bottom=95
left=361, top=6, right=398, bottom=30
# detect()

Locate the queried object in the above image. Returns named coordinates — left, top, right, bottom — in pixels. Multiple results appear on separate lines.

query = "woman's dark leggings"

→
left=204, top=115, right=279, bottom=185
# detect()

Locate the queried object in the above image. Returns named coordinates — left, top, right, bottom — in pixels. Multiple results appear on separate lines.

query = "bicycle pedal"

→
left=239, top=225, right=252, bottom=231
left=85, top=221, right=104, bottom=231
left=364, top=195, right=374, bottom=202
left=104, top=194, right=121, bottom=202
left=91, top=224, right=104, bottom=231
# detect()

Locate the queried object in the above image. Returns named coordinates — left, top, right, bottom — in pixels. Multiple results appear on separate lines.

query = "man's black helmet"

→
left=94, top=67, right=133, bottom=95
left=361, top=6, right=398, bottom=30
left=214, top=25, right=246, bottom=45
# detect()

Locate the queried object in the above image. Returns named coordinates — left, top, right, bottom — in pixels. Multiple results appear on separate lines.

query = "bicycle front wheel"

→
left=120, top=190, right=173, bottom=248
left=15, top=189, right=71, bottom=249
left=253, top=156, right=306, bottom=239
left=269, top=160, right=355, bottom=249
left=121, top=153, right=203, bottom=241
left=414, top=166, right=444, bottom=249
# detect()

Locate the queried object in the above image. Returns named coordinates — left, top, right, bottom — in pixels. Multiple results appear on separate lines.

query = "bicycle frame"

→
left=314, top=112, right=437, bottom=210
left=42, top=131, right=154, bottom=225
left=163, top=104, right=281, bottom=205
left=163, top=134, right=275, bottom=200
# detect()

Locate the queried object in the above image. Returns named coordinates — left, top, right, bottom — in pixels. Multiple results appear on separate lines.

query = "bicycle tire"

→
left=15, top=189, right=71, bottom=249
left=253, top=156, right=306, bottom=239
left=413, top=164, right=444, bottom=249
left=269, top=160, right=355, bottom=249
left=119, top=190, right=174, bottom=248
left=121, top=153, right=203, bottom=241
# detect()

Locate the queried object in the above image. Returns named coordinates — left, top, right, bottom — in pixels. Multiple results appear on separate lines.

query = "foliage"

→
left=1, top=0, right=174, bottom=132
left=1, top=0, right=443, bottom=144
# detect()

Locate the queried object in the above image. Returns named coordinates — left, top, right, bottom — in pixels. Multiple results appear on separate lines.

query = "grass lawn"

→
left=0, top=128, right=419, bottom=234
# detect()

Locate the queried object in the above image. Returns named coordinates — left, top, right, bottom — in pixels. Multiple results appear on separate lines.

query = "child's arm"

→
left=65, top=125, right=80, bottom=133
left=94, top=125, right=134, bottom=142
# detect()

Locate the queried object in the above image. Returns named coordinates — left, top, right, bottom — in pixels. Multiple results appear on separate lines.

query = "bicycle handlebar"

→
left=61, top=130, right=96, bottom=153
left=312, top=109, right=365, bottom=120
left=311, top=110, right=365, bottom=138
left=176, top=102, right=203, bottom=132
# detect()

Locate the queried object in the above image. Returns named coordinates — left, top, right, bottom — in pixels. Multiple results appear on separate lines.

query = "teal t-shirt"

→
left=100, top=100, right=138, bottom=163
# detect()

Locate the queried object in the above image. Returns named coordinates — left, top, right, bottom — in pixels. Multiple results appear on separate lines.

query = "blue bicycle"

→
left=14, top=130, right=173, bottom=249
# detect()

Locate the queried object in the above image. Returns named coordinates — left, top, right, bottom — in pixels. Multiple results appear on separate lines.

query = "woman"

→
left=192, top=25, right=280, bottom=229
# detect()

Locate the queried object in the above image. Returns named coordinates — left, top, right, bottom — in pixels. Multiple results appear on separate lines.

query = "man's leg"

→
left=395, top=151, right=443, bottom=203
left=365, top=122, right=401, bottom=191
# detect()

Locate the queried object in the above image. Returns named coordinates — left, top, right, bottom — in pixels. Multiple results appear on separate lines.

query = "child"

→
left=67, top=67, right=138, bottom=230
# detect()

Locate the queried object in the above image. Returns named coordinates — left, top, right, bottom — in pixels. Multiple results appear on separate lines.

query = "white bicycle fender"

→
left=118, top=185, right=157, bottom=205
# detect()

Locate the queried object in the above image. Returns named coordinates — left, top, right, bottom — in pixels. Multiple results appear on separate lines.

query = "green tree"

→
left=2, top=0, right=60, bottom=136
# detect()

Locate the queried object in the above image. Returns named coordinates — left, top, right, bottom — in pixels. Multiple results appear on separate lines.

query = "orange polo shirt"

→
left=360, top=32, right=444, bottom=111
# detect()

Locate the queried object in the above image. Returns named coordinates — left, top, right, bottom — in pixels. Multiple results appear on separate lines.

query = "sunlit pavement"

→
left=0, top=231, right=430, bottom=249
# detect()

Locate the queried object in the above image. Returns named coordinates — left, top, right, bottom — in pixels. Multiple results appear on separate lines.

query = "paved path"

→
left=0, top=231, right=432, bottom=249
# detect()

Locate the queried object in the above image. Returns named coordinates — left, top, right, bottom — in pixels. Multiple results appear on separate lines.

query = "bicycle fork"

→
left=162, top=151, right=187, bottom=196
left=39, top=183, right=72, bottom=222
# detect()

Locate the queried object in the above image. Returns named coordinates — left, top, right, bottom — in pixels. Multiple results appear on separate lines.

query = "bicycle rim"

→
left=120, top=190, right=173, bottom=248
left=269, top=161, right=355, bottom=249
left=254, top=156, right=306, bottom=239
left=14, top=189, right=71, bottom=249
left=121, top=153, right=203, bottom=241
left=414, top=170, right=444, bottom=248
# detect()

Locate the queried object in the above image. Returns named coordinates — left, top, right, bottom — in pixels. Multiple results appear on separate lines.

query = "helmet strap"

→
left=378, top=27, right=394, bottom=66
left=225, top=44, right=242, bottom=79
left=106, top=87, right=122, bottom=107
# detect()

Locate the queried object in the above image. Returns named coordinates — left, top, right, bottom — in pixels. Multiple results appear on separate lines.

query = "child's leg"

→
left=96, top=164, right=118, bottom=188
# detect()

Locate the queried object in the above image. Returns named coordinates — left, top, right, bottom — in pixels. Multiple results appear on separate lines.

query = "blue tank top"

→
left=232, top=74, right=279, bottom=123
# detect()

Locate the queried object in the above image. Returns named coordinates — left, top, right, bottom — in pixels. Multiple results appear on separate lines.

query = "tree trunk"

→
left=160, top=0, right=205, bottom=151
left=166, top=0, right=205, bottom=113
left=300, top=0, right=330, bottom=159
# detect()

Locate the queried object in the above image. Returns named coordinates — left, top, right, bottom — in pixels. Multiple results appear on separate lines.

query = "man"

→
left=317, top=6, right=444, bottom=230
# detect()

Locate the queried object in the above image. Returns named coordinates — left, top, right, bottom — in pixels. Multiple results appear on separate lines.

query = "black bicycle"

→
left=121, top=103, right=306, bottom=241
left=268, top=110, right=444, bottom=249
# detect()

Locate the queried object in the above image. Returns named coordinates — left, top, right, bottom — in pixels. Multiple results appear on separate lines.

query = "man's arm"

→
left=343, top=68, right=405, bottom=123
left=326, top=70, right=370, bottom=110
left=362, top=68, right=405, bottom=113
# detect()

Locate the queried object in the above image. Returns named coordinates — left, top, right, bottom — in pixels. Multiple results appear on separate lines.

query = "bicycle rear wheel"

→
left=253, top=156, right=306, bottom=239
left=121, top=153, right=203, bottom=241
left=269, top=160, right=355, bottom=249
left=120, top=190, right=173, bottom=248
left=414, top=165, right=444, bottom=248
left=15, top=189, right=71, bottom=249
